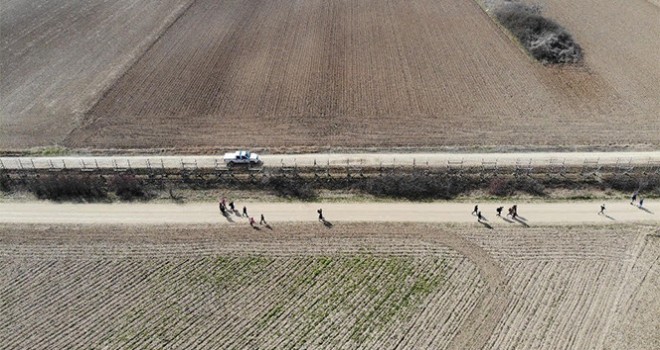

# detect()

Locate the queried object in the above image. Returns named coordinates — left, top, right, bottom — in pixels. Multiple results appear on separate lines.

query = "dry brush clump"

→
left=488, top=177, right=546, bottom=196
left=494, top=1, right=582, bottom=64
left=28, top=175, right=108, bottom=202
left=11, top=174, right=153, bottom=202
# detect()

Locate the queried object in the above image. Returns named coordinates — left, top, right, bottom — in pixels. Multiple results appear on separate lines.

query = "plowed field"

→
left=2, top=0, right=658, bottom=150
left=1, top=223, right=658, bottom=349
left=0, top=0, right=194, bottom=148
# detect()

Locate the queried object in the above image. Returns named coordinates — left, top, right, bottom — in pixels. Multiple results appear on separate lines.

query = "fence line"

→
left=1, top=156, right=660, bottom=176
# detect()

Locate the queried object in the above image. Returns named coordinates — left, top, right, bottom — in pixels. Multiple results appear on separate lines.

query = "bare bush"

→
left=28, top=175, right=107, bottom=202
left=109, top=175, right=151, bottom=201
left=488, top=177, right=546, bottom=196
left=0, top=175, right=10, bottom=192
left=358, top=174, right=474, bottom=200
left=264, top=176, right=318, bottom=201
left=494, top=2, right=582, bottom=64
left=603, top=174, right=660, bottom=195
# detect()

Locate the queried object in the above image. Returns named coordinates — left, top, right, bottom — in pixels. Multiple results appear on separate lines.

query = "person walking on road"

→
left=260, top=214, right=266, bottom=225
left=249, top=217, right=256, bottom=227
left=219, top=201, right=226, bottom=216
left=599, top=204, right=606, bottom=215
left=242, top=206, right=248, bottom=218
left=496, top=206, right=503, bottom=216
left=639, top=197, right=644, bottom=208
left=472, top=205, right=479, bottom=215
left=229, top=201, right=236, bottom=212
left=512, top=205, right=518, bottom=219
left=318, top=208, right=324, bottom=221
left=631, top=192, right=638, bottom=205
left=477, top=211, right=483, bottom=222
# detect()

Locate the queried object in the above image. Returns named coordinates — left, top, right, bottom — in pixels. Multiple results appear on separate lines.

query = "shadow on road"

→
left=500, top=216, right=514, bottom=224
left=639, top=207, right=654, bottom=214
left=223, top=214, right=234, bottom=223
left=513, top=217, right=529, bottom=227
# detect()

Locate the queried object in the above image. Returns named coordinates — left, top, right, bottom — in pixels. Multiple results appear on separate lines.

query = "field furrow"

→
left=1, top=223, right=657, bottom=349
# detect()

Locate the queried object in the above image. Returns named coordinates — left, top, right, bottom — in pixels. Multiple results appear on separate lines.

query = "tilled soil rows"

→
left=2, top=0, right=658, bottom=150
left=1, top=223, right=657, bottom=349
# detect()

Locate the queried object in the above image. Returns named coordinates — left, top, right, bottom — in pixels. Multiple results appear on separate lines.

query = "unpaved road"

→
left=1, top=201, right=656, bottom=225
left=2, top=151, right=659, bottom=170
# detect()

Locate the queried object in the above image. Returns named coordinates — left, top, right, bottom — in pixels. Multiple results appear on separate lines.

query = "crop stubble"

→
left=1, top=223, right=657, bottom=349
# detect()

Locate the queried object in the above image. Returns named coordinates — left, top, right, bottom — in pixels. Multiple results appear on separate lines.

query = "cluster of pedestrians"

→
left=630, top=192, right=645, bottom=208
left=218, top=192, right=651, bottom=229
left=473, top=204, right=518, bottom=222
left=599, top=191, right=648, bottom=216
left=219, top=197, right=268, bottom=228
left=219, top=197, right=331, bottom=229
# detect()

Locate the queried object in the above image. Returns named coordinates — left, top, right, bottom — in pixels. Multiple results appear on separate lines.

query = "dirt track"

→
left=2, top=151, right=659, bottom=170
left=1, top=200, right=656, bottom=225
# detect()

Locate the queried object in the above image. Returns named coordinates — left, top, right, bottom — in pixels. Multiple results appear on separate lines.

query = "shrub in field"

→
left=488, top=177, right=514, bottom=196
left=0, top=175, right=10, bottom=192
left=359, top=174, right=472, bottom=200
left=109, top=175, right=151, bottom=201
left=265, top=176, right=318, bottom=201
left=29, top=175, right=107, bottom=202
left=604, top=174, right=660, bottom=195
left=494, top=2, right=582, bottom=64
left=488, top=176, right=546, bottom=196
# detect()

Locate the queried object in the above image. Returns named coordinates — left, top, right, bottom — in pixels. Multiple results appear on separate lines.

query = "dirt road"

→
left=1, top=151, right=659, bottom=170
left=1, top=200, right=656, bottom=225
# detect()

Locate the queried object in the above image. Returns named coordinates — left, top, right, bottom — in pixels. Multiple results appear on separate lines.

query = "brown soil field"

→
left=0, top=0, right=194, bottom=148
left=2, top=0, right=659, bottom=151
left=1, top=223, right=658, bottom=349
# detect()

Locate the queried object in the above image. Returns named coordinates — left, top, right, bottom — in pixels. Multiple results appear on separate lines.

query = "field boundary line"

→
left=424, top=231, right=509, bottom=350
left=63, top=0, right=201, bottom=139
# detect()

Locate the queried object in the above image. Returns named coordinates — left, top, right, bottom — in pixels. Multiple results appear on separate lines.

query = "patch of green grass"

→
left=26, top=145, right=70, bottom=156
left=111, top=255, right=446, bottom=347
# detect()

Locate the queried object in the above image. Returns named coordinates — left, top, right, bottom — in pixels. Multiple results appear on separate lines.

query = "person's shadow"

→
left=478, top=221, right=493, bottom=229
left=638, top=207, right=654, bottom=214
left=513, top=217, right=529, bottom=227
left=500, top=216, right=514, bottom=223
left=222, top=212, right=234, bottom=222
left=321, top=219, right=333, bottom=228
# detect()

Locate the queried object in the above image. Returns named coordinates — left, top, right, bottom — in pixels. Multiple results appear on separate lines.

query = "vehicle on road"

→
left=223, top=150, right=262, bottom=167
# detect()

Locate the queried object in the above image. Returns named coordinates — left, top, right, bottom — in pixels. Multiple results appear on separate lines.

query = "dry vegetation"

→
left=1, top=223, right=657, bottom=349
left=2, top=0, right=658, bottom=151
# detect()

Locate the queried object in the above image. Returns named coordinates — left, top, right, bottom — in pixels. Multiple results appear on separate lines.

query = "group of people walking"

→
left=219, top=197, right=329, bottom=228
left=473, top=204, right=519, bottom=222
left=220, top=192, right=650, bottom=228
left=219, top=197, right=267, bottom=228
left=630, top=192, right=645, bottom=208
left=599, top=191, right=648, bottom=216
